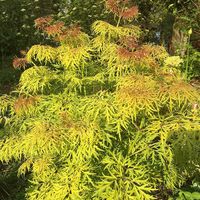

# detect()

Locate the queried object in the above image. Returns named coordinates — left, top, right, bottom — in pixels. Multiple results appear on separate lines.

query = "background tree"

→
left=0, top=0, right=63, bottom=94
left=0, top=0, right=61, bottom=58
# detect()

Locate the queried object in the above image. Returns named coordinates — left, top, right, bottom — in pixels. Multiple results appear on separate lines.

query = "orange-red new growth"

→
left=117, top=46, right=148, bottom=61
left=117, top=47, right=133, bottom=60
left=67, top=25, right=81, bottom=37
left=132, top=49, right=148, bottom=60
left=119, top=36, right=138, bottom=49
left=14, top=96, right=37, bottom=113
left=13, top=57, right=28, bottom=69
left=44, top=22, right=65, bottom=36
left=120, top=6, right=138, bottom=19
left=55, top=25, right=82, bottom=42
left=106, top=0, right=138, bottom=20
left=34, top=16, right=53, bottom=30
left=106, top=0, right=120, bottom=15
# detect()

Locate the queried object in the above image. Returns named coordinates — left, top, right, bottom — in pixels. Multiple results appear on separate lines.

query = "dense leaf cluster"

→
left=0, top=1, right=200, bottom=199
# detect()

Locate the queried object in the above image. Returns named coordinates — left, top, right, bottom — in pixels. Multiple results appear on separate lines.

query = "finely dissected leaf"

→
left=27, top=45, right=57, bottom=64
left=19, top=66, right=56, bottom=94
left=92, top=20, right=141, bottom=41
left=57, top=45, right=91, bottom=71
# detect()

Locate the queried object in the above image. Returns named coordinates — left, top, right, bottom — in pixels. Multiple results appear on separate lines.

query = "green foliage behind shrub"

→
left=0, top=58, right=21, bottom=95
